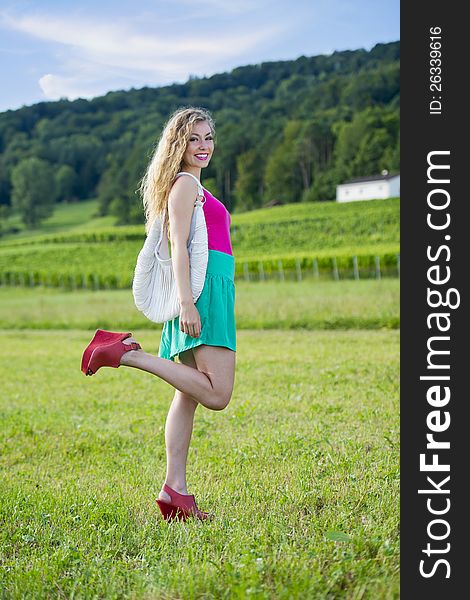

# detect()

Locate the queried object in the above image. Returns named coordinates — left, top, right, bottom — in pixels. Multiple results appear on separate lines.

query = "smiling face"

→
left=181, top=120, right=214, bottom=173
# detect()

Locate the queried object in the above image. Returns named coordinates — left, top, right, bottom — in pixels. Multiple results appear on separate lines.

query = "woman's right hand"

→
left=179, top=300, right=201, bottom=338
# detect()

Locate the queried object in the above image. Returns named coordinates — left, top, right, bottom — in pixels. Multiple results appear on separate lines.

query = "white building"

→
left=336, top=172, right=400, bottom=202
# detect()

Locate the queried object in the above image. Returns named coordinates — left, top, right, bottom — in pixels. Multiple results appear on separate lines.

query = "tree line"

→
left=0, top=41, right=399, bottom=232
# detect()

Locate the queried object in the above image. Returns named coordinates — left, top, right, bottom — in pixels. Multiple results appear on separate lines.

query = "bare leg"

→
left=157, top=349, right=199, bottom=503
left=120, top=338, right=235, bottom=412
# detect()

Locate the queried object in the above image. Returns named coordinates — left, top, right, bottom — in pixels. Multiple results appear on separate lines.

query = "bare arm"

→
left=167, top=176, right=201, bottom=337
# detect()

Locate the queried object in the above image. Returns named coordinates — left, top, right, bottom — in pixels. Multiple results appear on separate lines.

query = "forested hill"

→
left=0, top=41, right=399, bottom=230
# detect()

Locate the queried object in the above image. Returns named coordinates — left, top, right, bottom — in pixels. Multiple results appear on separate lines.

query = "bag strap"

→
left=175, top=171, right=205, bottom=203
left=161, top=172, right=205, bottom=246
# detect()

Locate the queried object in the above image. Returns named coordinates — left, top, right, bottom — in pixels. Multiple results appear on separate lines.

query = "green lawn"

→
left=0, top=278, right=399, bottom=331
left=1, top=199, right=116, bottom=241
left=0, top=328, right=399, bottom=599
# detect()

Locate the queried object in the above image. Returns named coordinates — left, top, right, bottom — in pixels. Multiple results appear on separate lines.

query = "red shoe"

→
left=81, top=329, right=132, bottom=374
left=156, top=483, right=213, bottom=522
left=81, top=329, right=142, bottom=376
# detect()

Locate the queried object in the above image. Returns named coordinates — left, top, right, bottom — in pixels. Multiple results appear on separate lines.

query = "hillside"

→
left=0, top=196, right=399, bottom=287
left=0, top=41, right=399, bottom=236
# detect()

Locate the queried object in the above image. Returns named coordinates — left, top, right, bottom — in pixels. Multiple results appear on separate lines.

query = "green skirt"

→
left=158, top=249, right=236, bottom=362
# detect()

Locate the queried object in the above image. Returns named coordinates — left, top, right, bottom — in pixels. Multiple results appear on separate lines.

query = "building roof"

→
left=341, top=172, right=400, bottom=185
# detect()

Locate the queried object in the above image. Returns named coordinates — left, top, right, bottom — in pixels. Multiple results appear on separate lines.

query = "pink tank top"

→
left=175, top=172, right=233, bottom=256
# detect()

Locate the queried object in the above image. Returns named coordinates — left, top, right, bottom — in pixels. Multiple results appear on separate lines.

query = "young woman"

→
left=81, top=107, right=237, bottom=522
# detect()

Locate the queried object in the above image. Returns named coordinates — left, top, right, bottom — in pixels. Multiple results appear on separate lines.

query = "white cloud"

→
left=38, top=73, right=101, bottom=101
left=0, top=8, right=288, bottom=101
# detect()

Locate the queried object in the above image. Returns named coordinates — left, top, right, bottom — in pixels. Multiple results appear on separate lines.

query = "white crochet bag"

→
left=132, top=172, right=208, bottom=323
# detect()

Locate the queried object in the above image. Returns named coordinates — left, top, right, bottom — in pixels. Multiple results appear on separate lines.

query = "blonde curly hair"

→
left=138, top=106, right=216, bottom=237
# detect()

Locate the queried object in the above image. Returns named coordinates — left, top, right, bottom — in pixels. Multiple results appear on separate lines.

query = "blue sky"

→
left=0, top=0, right=399, bottom=113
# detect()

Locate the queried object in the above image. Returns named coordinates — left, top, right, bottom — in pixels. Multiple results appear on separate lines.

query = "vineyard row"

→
left=0, top=253, right=400, bottom=290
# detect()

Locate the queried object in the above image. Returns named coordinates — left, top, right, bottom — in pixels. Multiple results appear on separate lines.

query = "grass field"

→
left=0, top=279, right=399, bottom=331
left=1, top=198, right=115, bottom=241
left=1, top=198, right=400, bottom=598
left=0, top=327, right=399, bottom=599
